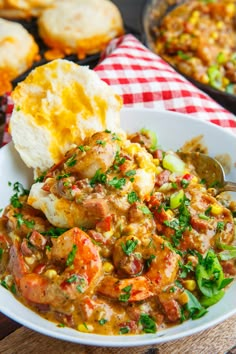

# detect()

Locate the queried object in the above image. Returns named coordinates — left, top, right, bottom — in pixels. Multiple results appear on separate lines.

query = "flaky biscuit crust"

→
left=38, top=0, right=124, bottom=58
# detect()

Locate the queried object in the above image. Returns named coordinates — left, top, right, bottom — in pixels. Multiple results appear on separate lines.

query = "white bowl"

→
left=0, top=107, right=236, bottom=347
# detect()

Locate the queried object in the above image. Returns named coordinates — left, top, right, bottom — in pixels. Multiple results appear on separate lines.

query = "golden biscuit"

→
left=0, top=18, right=39, bottom=95
left=0, top=0, right=55, bottom=18
left=38, top=0, right=124, bottom=59
left=10, top=59, right=122, bottom=175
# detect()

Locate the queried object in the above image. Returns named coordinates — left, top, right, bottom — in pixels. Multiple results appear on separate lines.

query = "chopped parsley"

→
left=145, top=254, right=156, bottom=269
left=125, top=170, right=136, bottom=177
left=66, top=274, right=78, bottom=283
left=9, top=181, right=29, bottom=209
left=56, top=173, right=71, bottom=180
left=34, top=171, right=47, bottom=183
left=164, top=196, right=191, bottom=247
left=216, top=221, right=225, bottom=232
left=139, top=313, right=156, bottom=333
left=90, top=169, right=107, bottom=186
left=76, top=278, right=86, bottom=293
left=127, top=191, right=139, bottom=204
left=0, top=279, right=8, bottom=289
left=66, top=154, right=77, bottom=167
left=98, top=318, right=108, bottom=326
left=57, top=323, right=65, bottom=328
left=78, top=145, right=85, bottom=152
left=181, top=179, right=190, bottom=188
left=14, top=213, right=35, bottom=229
left=108, top=177, right=126, bottom=189
left=177, top=50, right=191, bottom=60
left=96, top=140, right=106, bottom=146
left=111, top=133, right=121, bottom=141
left=198, top=213, right=210, bottom=220
left=119, top=285, right=132, bottom=302
left=184, top=290, right=207, bottom=320
left=42, top=227, right=68, bottom=238
left=119, top=326, right=130, bottom=334
left=138, top=205, right=152, bottom=215
left=121, top=239, right=138, bottom=256
left=179, top=261, right=193, bottom=278
left=66, top=244, right=77, bottom=266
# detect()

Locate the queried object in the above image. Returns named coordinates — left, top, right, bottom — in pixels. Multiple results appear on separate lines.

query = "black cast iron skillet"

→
left=141, top=0, right=236, bottom=115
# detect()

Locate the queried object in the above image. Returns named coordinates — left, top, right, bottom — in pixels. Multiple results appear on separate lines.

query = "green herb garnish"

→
left=121, top=239, right=138, bottom=256
left=66, top=244, right=77, bottom=266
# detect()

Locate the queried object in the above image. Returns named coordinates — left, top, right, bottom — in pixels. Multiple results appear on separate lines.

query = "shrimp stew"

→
left=151, top=0, right=236, bottom=94
left=0, top=129, right=236, bottom=335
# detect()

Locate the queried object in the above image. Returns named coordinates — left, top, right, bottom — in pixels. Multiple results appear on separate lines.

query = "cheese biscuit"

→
left=38, top=0, right=124, bottom=59
left=0, top=0, right=55, bottom=18
left=10, top=59, right=122, bottom=175
left=0, top=18, right=39, bottom=95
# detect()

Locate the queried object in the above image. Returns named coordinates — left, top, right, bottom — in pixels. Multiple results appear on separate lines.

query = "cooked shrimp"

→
left=8, top=241, right=29, bottom=285
left=65, top=131, right=118, bottom=179
left=14, top=228, right=102, bottom=307
left=97, top=234, right=180, bottom=301
left=0, top=233, right=11, bottom=273
left=97, top=276, right=154, bottom=302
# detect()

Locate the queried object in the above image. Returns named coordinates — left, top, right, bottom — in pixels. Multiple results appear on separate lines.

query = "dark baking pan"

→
left=10, top=0, right=145, bottom=88
left=142, top=0, right=236, bottom=115
left=10, top=17, right=100, bottom=88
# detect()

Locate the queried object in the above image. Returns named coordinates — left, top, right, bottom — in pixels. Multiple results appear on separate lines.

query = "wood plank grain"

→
left=0, top=313, right=21, bottom=340
left=0, top=314, right=236, bottom=354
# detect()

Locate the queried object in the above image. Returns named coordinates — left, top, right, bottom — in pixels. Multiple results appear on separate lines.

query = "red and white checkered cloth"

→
left=1, top=34, right=236, bottom=146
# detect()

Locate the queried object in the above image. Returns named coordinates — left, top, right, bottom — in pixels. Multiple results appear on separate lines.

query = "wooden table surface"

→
left=0, top=1, right=236, bottom=353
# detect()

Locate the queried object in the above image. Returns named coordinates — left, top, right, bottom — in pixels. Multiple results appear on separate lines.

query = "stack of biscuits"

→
left=0, top=0, right=124, bottom=95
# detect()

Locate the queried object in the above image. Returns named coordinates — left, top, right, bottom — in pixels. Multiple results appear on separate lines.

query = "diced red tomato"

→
left=182, top=173, right=193, bottom=181
left=96, top=215, right=112, bottom=232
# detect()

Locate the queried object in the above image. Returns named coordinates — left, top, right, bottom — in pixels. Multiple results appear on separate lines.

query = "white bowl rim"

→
left=0, top=106, right=236, bottom=347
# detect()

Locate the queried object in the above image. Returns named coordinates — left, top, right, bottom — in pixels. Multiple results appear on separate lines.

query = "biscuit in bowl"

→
left=10, top=59, right=122, bottom=175
left=0, top=18, right=39, bottom=95
left=0, top=0, right=55, bottom=19
left=38, top=0, right=124, bottom=59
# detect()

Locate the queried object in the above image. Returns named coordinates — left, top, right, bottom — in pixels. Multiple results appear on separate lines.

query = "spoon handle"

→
left=223, top=181, right=236, bottom=192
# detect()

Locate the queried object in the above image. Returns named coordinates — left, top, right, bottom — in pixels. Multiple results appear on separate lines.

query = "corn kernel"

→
left=24, top=256, right=35, bottom=265
left=190, top=176, right=198, bottom=184
left=189, top=18, right=196, bottom=25
left=201, top=74, right=209, bottom=84
left=125, top=144, right=139, bottom=156
left=183, top=280, right=197, bottom=291
left=153, top=158, right=160, bottom=166
left=44, top=269, right=57, bottom=279
left=216, top=21, right=224, bottom=29
left=103, top=262, right=114, bottom=273
left=226, top=3, right=235, bottom=16
left=166, top=209, right=174, bottom=218
left=223, top=77, right=230, bottom=86
left=78, top=323, right=94, bottom=333
left=103, top=231, right=113, bottom=239
left=192, top=10, right=200, bottom=18
left=211, top=203, right=223, bottom=215
left=210, top=32, right=218, bottom=40
left=178, top=291, right=189, bottom=305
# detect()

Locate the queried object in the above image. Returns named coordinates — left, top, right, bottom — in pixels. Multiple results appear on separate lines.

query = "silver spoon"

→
left=178, top=152, right=236, bottom=194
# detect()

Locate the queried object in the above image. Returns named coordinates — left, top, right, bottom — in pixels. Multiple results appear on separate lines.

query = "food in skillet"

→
left=151, top=0, right=236, bottom=95
left=0, top=60, right=235, bottom=335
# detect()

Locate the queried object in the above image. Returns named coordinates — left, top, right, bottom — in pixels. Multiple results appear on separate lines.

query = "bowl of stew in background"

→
left=142, top=0, right=236, bottom=114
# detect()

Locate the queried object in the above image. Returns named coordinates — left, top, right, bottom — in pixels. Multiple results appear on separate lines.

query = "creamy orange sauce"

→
left=1, top=129, right=235, bottom=336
